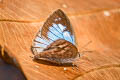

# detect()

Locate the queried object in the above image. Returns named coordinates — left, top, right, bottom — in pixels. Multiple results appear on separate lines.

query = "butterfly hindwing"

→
left=32, top=9, right=76, bottom=55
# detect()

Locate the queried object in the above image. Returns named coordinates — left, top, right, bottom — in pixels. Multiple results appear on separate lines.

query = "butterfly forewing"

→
left=41, top=9, right=75, bottom=44
left=32, top=9, right=76, bottom=57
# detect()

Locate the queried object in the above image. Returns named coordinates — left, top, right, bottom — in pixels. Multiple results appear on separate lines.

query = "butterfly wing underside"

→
left=32, top=9, right=76, bottom=55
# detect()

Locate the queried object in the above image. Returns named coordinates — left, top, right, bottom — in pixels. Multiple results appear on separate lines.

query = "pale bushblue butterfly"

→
left=31, top=9, right=80, bottom=67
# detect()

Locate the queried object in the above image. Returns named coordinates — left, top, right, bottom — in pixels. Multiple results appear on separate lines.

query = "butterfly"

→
left=31, top=9, right=80, bottom=67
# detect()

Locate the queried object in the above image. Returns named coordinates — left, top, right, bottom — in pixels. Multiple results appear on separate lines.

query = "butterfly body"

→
left=31, top=9, right=80, bottom=65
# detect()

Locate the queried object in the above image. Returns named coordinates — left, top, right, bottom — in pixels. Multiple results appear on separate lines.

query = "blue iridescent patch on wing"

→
left=71, top=35, right=75, bottom=45
left=52, top=23, right=64, bottom=38
left=58, top=24, right=66, bottom=32
left=35, top=36, right=49, bottom=45
left=47, top=23, right=75, bottom=45
left=49, top=25, right=63, bottom=38
left=32, top=31, right=53, bottom=53
left=63, top=31, right=73, bottom=43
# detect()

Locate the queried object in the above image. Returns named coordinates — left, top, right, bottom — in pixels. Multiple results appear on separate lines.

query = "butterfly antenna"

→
left=79, top=41, right=92, bottom=57
left=80, top=41, right=92, bottom=51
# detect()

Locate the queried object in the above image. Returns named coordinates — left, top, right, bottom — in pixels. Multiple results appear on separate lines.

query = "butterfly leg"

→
left=81, top=50, right=93, bottom=53
left=78, top=52, right=80, bottom=58
left=30, top=56, right=34, bottom=58
left=30, top=54, right=40, bottom=60
left=72, top=63, right=78, bottom=70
